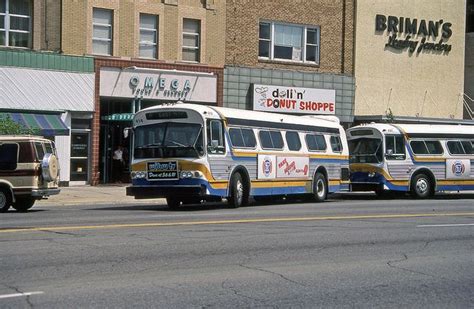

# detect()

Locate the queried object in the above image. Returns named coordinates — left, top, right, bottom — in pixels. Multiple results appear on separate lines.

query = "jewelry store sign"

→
left=253, top=84, right=336, bottom=115
left=100, top=67, right=217, bottom=103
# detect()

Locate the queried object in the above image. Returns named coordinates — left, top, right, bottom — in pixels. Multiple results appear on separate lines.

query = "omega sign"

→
left=375, top=14, right=453, bottom=54
left=253, top=84, right=336, bottom=115
left=99, top=67, right=217, bottom=103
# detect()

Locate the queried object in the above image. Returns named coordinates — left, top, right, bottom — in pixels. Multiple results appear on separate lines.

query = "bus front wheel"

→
left=166, top=197, right=181, bottom=210
left=228, top=172, right=249, bottom=208
left=411, top=173, right=433, bottom=199
left=313, top=172, right=328, bottom=203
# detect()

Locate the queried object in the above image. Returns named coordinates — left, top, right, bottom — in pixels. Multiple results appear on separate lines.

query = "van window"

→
left=286, top=131, right=301, bottom=151
left=0, top=143, right=19, bottom=170
left=259, top=130, right=283, bottom=150
left=330, top=135, right=343, bottom=153
left=34, top=142, right=45, bottom=160
left=385, top=135, right=405, bottom=160
left=306, top=134, right=327, bottom=151
left=447, top=140, right=474, bottom=155
left=207, top=120, right=225, bottom=154
left=410, top=140, right=443, bottom=155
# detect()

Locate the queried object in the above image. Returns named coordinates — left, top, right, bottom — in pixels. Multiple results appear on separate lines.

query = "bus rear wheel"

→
left=228, top=172, right=249, bottom=208
left=411, top=173, right=433, bottom=199
left=313, top=172, right=327, bottom=203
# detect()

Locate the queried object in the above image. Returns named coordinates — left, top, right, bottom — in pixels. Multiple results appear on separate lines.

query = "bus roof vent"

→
left=302, top=115, right=340, bottom=124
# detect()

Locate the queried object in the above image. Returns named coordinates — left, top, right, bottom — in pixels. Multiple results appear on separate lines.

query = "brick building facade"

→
left=60, top=0, right=226, bottom=184
left=224, top=0, right=355, bottom=124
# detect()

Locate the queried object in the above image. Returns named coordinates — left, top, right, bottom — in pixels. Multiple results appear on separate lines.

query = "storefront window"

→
left=0, top=0, right=31, bottom=48
left=92, top=8, right=113, bottom=55
left=182, top=18, right=200, bottom=62
left=139, top=13, right=158, bottom=59
left=258, top=21, right=320, bottom=64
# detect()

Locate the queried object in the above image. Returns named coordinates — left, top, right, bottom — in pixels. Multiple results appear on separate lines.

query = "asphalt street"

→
left=1, top=194, right=473, bottom=308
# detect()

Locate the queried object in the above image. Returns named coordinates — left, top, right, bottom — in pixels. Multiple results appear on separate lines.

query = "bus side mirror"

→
left=123, top=127, right=132, bottom=138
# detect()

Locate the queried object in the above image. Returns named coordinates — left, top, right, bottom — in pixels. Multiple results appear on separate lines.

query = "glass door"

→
left=70, top=131, right=90, bottom=183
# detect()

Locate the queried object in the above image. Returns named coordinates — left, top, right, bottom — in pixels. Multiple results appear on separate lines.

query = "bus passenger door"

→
left=206, top=120, right=228, bottom=182
left=385, top=135, right=410, bottom=187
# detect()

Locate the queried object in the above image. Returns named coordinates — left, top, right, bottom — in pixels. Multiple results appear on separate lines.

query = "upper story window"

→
left=92, top=8, right=113, bottom=56
left=182, top=18, right=200, bottom=62
left=139, top=13, right=158, bottom=59
left=259, top=21, right=320, bottom=64
left=0, top=0, right=31, bottom=48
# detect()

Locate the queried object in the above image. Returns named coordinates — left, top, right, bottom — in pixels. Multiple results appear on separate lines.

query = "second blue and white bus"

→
left=347, top=123, right=474, bottom=198
left=126, top=103, right=349, bottom=208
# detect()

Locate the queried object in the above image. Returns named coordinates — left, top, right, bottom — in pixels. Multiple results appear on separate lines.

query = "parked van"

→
left=0, top=136, right=61, bottom=212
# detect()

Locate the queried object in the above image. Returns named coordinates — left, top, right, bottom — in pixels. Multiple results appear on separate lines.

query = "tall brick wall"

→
left=61, top=0, right=226, bottom=67
left=226, top=0, right=354, bottom=74
left=31, top=0, right=61, bottom=51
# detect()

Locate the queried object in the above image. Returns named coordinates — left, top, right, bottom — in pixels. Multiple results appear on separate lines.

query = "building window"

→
left=259, top=21, right=320, bottom=64
left=92, top=8, right=113, bottom=56
left=182, top=18, right=200, bottom=62
left=139, top=13, right=158, bottom=59
left=0, top=0, right=31, bottom=48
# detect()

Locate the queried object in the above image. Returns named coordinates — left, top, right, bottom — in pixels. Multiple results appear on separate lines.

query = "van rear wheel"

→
left=12, top=197, right=36, bottom=212
left=0, top=188, right=12, bottom=213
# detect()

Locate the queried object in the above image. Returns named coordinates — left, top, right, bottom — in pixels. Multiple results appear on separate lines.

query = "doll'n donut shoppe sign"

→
left=253, top=84, right=336, bottom=115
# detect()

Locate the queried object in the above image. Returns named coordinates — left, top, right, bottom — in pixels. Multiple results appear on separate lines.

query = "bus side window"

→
left=385, top=135, right=405, bottom=160
left=330, top=135, right=342, bottom=153
left=207, top=120, right=225, bottom=154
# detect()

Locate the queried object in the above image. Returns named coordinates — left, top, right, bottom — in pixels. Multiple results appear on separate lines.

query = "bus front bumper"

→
left=126, top=185, right=206, bottom=199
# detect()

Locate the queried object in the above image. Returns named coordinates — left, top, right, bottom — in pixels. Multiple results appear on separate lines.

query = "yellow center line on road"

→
left=1, top=212, right=474, bottom=234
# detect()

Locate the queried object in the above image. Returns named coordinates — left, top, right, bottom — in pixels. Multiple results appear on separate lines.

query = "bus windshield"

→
left=134, top=122, right=204, bottom=159
left=349, top=138, right=383, bottom=163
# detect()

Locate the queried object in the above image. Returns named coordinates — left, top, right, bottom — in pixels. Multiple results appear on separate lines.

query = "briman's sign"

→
left=375, top=14, right=453, bottom=54
left=253, top=84, right=336, bottom=115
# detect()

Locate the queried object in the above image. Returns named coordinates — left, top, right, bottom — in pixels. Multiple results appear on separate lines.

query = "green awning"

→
left=101, top=113, right=134, bottom=121
left=2, top=112, right=69, bottom=136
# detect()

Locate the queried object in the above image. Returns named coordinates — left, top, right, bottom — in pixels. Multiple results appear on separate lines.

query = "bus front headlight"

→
left=131, top=171, right=147, bottom=179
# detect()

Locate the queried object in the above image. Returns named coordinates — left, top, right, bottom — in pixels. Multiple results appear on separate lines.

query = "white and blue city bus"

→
left=347, top=123, right=474, bottom=198
left=126, top=103, right=349, bottom=209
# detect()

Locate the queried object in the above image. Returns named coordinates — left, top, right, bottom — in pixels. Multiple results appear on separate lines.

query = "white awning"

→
left=0, top=66, right=95, bottom=112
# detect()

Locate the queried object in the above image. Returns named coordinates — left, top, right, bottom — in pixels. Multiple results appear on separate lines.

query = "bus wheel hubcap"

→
left=416, top=179, right=428, bottom=193
left=236, top=180, right=243, bottom=204
left=317, top=180, right=325, bottom=197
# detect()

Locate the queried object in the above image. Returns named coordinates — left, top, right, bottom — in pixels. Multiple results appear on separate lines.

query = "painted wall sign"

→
left=276, top=157, right=310, bottom=178
left=375, top=14, right=453, bottom=54
left=100, top=67, right=217, bottom=103
left=253, top=84, right=336, bottom=115
left=446, top=159, right=471, bottom=179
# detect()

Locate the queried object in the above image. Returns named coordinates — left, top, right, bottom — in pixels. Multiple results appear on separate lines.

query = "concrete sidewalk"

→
left=36, top=184, right=165, bottom=207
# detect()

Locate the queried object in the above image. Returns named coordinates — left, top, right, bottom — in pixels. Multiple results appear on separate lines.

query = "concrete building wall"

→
left=465, top=33, right=474, bottom=118
left=61, top=0, right=225, bottom=67
left=226, top=0, right=354, bottom=74
left=354, top=0, right=466, bottom=119
left=28, top=0, right=61, bottom=51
